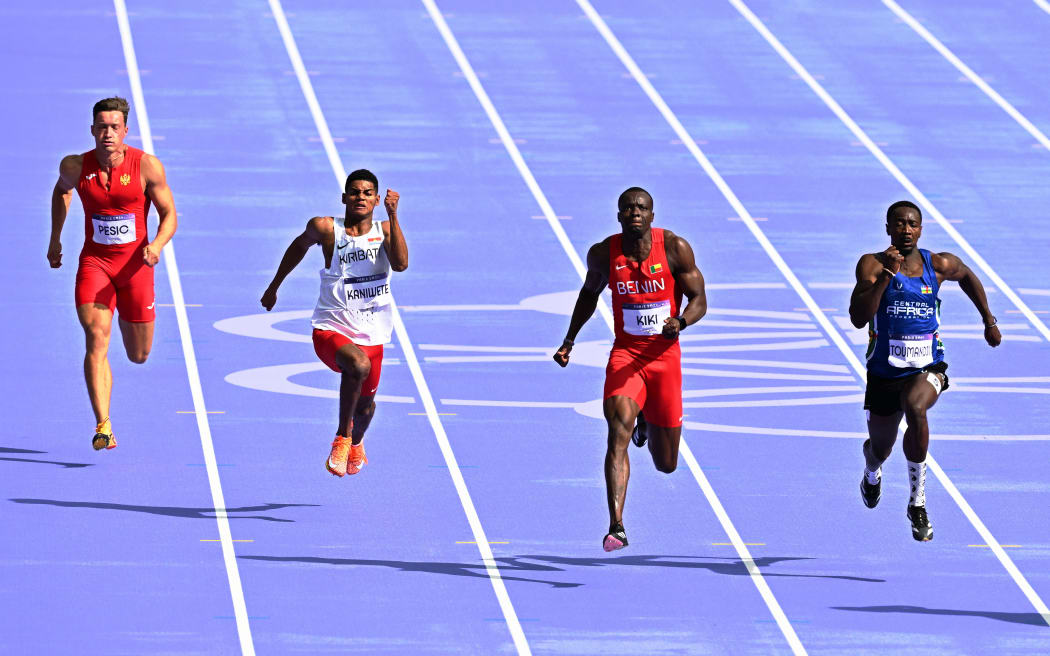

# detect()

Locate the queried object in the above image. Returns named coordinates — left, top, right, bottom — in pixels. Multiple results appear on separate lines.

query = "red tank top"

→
left=77, top=146, right=151, bottom=256
left=609, top=228, right=682, bottom=350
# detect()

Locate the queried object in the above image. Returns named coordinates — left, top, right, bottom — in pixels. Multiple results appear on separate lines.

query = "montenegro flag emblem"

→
left=120, top=173, right=131, bottom=186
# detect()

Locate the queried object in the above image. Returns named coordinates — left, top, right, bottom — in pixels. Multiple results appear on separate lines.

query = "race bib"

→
left=92, top=213, right=136, bottom=245
left=887, top=334, right=934, bottom=369
left=622, top=300, right=671, bottom=336
left=343, top=272, right=392, bottom=309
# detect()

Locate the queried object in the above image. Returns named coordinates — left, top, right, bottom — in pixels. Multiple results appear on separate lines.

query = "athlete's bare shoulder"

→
left=306, top=215, right=334, bottom=235
left=662, top=230, right=699, bottom=273
left=587, top=236, right=612, bottom=270
left=57, top=154, right=83, bottom=189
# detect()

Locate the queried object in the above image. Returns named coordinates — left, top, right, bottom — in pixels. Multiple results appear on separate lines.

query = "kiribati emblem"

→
left=119, top=173, right=131, bottom=186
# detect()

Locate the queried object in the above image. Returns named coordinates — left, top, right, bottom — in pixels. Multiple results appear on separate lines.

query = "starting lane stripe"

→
left=112, top=2, right=256, bottom=653
left=596, top=0, right=1050, bottom=628
left=728, top=0, right=1050, bottom=344
left=269, top=1, right=530, bottom=653
left=427, top=0, right=805, bottom=652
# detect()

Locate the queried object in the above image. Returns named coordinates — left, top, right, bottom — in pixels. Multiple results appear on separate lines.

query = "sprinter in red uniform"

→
left=554, top=187, right=707, bottom=551
left=48, top=97, right=177, bottom=450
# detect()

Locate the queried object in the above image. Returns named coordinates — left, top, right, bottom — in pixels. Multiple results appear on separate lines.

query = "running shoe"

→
left=346, top=443, right=367, bottom=475
left=907, top=505, right=933, bottom=542
left=326, top=436, right=352, bottom=477
left=603, top=523, right=628, bottom=552
left=860, top=471, right=881, bottom=509
left=91, top=420, right=116, bottom=451
left=631, top=412, right=649, bottom=448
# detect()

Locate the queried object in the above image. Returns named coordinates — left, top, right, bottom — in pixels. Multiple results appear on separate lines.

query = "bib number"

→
left=343, top=273, right=391, bottom=309
left=622, top=301, right=671, bottom=336
left=92, top=213, right=136, bottom=245
left=887, top=334, right=934, bottom=368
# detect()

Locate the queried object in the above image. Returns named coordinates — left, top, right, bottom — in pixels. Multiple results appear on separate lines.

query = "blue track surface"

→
left=4, top=1, right=1049, bottom=654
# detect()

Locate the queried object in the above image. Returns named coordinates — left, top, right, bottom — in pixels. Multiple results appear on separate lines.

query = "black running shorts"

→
left=864, top=361, right=949, bottom=417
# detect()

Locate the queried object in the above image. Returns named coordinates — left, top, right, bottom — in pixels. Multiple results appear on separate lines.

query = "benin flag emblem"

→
left=649, top=263, right=663, bottom=274
left=921, top=284, right=932, bottom=294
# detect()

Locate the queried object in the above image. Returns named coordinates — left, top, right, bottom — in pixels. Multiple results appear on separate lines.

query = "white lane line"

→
left=586, top=0, right=1050, bottom=628
left=113, top=1, right=255, bottom=653
left=425, top=0, right=805, bottom=652
left=727, top=0, right=1050, bottom=344
left=1036, top=0, right=1050, bottom=16
left=419, top=0, right=616, bottom=331
left=883, top=0, right=1050, bottom=153
left=267, top=1, right=530, bottom=653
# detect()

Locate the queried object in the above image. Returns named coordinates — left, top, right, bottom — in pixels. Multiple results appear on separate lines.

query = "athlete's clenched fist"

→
left=384, top=189, right=399, bottom=217
left=47, top=240, right=63, bottom=268
left=876, top=245, right=904, bottom=275
left=553, top=343, right=572, bottom=367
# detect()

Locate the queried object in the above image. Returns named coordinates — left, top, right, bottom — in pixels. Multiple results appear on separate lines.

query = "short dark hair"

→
left=886, top=200, right=921, bottom=222
left=345, top=169, right=379, bottom=193
left=618, top=186, right=653, bottom=209
left=92, top=97, right=130, bottom=125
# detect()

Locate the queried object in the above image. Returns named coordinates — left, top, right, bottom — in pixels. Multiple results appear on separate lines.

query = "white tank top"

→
left=310, top=218, right=393, bottom=346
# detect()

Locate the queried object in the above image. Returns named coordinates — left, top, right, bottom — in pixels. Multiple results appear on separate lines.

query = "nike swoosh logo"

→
left=146, top=302, right=155, bottom=310
left=615, top=265, right=628, bottom=270
left=336, top=238, right=350, bottom=250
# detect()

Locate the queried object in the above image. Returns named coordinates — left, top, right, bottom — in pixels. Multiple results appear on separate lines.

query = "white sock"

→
left=865, top=466, right=881, bottom=485
left=908, top=460, right=927, bottom=507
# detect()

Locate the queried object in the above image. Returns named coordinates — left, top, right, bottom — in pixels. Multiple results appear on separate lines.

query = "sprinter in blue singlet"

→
left=848, top=201, right=1001, bottom=541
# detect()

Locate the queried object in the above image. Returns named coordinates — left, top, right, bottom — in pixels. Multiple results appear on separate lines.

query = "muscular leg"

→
left=118, top=318, right=154, bottom=364
left=865, top=410, right=903, bottom=470
left=335, top=342, right=371, bottom=437
left=901, top=373, right=943, bottom=463
left=647, top=424, right=682, bottom=474
left=603, top=396, right=639, bottom=531
left=350, top=395, right=376, bottom=445
left=77, top=303, right=113, bottom=424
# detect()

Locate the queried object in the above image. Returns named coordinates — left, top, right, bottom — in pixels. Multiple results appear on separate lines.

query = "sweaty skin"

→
left=848, top=205, right=1000, bottom=468
left=554, top=191, right=707, bottom=532
left=260, top=180, right=407, bottom=443
left=48, top=109, right=177, bottom=426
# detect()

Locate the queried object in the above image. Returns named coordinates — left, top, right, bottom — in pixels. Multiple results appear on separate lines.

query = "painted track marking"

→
left=113, top=1, right=256, bottom=653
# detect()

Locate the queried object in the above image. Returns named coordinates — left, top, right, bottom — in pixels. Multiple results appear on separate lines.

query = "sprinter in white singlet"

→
left=261, top=169, right=408, bottom=477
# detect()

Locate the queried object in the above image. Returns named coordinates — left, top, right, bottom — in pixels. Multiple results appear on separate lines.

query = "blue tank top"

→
left=865, top=248, right=944, bottom=378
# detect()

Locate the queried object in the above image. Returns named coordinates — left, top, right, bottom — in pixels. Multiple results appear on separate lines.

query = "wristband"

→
left=984, top=317, right=997, bottom=328
left=676, top=317, right=687, bottom=331
left=880, top=267, right=897, bottom=278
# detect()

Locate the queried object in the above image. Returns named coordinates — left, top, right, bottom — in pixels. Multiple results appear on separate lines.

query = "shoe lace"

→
left=349, top=444, right=367, bottom=465
left=911, top=506, right=929, bottom=525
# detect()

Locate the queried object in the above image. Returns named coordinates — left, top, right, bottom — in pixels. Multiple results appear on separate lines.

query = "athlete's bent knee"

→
left=338, top=352, right=371, bottom=380
left=655, top=460, right=677, bottom=474
left=127, top=348, right=150, bottom=364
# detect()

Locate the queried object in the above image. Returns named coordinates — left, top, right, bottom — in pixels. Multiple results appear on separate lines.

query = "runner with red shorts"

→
left=48, top=97, right=177, bottom=450
left=261, top=169, right=407, bottom=477
left=554, top=187, right=707, bottom=551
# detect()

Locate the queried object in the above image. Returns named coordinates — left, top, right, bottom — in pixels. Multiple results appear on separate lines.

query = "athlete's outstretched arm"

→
left=381, top=189, right=407, bottom=271
left=662, top=233, right=706, bottom=339
left=48, top=155, right=82, bottom=268
left=260, top=217, right=327, bottom=311
left=553, top=242, right=609, bottom=367
left=849, top=248, right=902, bottom=329
left=142, top=154, right=177, bottom=268
left=934, top=252, right=1001, bottom=347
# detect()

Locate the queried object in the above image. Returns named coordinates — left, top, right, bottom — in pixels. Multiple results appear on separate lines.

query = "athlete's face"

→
left=617, top=192, right=654, bottom=236
left=91, top=111, right=128, bottom=154
left=886, top=207, right=922, bottom=253
left=342, top=181, right=380, bottom=218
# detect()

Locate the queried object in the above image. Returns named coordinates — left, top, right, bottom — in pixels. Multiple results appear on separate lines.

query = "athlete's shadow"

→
left=0, top=446, right=93, bottom=469
left=832, top=604, right=1046, bottom=626
left=9, top=498, right=318, bottom=522
left=513, top=554, right=886, bottom=583
left=239, top=554, right=582, bottom=588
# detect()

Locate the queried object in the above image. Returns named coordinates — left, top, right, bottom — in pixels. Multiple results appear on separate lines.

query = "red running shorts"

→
left=75, top=253, right=156, bottom=322
left=603, top=342, right=683, bottom=428
left=312, top=329, right=384, bottom=396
